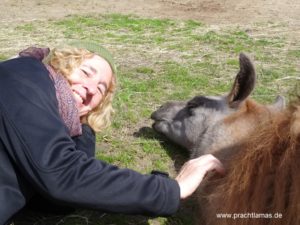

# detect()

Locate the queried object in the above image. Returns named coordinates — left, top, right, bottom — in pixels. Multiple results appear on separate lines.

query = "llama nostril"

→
left=150, top=111, right=161, bottom=120
left=150, top=112, right=156, bottom=120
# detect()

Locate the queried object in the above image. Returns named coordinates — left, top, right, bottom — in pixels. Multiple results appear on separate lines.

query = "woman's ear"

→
left=80, top=115, right=88, bottom=123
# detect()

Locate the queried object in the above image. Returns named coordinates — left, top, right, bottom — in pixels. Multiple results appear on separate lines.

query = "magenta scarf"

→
left=19, top=47, right=82, bottom=136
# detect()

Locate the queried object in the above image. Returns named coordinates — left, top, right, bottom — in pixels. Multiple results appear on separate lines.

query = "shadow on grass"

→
left=14, top=207, right=198, bottom=225
left=134, top=126, right=198, bottom=225
left=14, top=209, right=151, bottom=225
left=133, top=126, right=189, bottom=173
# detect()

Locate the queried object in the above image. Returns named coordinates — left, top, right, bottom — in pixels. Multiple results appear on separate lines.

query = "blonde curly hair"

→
left=45, top=47, right=116, bottom=133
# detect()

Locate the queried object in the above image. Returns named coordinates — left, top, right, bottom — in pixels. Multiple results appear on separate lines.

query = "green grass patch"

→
left=288, top=49, right=300, bottom=58
left=5, top=13, right=299, bottom=225
left=0, top=54, right=8, bottom=61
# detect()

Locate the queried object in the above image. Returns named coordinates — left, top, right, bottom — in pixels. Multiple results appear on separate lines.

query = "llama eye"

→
left=187, top=108, right=195, bottom=116
left=187, top=96, right=221, bottom=111
left=187, top=96, right=205, bottom=109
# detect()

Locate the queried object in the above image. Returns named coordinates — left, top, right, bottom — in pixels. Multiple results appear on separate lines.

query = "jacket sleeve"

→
left=0, top=57, right=180, bottom=216
left=72, top=124, right=96, bottom=158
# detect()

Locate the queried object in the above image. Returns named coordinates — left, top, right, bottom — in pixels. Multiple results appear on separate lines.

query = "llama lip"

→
left=150, top=113, right=169, bottom=122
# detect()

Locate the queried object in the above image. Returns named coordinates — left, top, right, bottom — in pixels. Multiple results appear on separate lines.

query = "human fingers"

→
left=175, top=154, right=225, bottom=199
left=193, top=154, right=225, bottom=175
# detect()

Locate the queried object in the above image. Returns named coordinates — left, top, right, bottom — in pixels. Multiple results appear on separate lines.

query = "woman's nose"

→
left=85, top=81, right=98, bottom=95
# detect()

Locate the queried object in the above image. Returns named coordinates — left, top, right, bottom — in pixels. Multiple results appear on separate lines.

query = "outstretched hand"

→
left=175, top=154, right=225, bottom=199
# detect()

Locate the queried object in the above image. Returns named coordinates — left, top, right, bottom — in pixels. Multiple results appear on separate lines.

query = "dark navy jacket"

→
left=0, top=57, right=180, bottom=225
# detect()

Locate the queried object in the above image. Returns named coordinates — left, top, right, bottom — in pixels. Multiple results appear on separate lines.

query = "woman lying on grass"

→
left=0, top=41, right=224, bottom=225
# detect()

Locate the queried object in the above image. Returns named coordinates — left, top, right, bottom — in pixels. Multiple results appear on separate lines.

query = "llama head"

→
left=151, top=53, right=285, bottom=157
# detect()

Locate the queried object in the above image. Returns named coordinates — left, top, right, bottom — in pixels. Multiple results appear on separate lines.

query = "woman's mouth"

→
left=72, top=90, right=84, bottom=104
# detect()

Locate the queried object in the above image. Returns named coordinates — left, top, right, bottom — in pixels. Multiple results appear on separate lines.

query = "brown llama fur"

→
left=199, top=98, right=300, bottom=225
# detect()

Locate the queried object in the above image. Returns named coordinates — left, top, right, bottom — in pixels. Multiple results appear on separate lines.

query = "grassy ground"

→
left=2, top=14, right=299, bottom=225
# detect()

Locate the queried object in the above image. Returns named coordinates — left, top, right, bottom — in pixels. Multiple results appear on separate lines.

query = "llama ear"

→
left=267, top=95, right=286, bottom=112
left=227, top=53, right=256, bottom=108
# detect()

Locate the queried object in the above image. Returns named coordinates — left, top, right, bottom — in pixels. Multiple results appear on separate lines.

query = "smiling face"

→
left=68, top=55, right=113, bottom=117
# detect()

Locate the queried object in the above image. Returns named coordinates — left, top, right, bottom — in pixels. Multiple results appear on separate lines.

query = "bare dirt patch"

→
left=1, top=0, right=299, bottom=51
left=1, top=0, right=300, bottom=27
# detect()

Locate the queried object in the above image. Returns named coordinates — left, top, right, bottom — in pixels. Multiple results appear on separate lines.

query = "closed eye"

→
left=98, top=86, right=104, bottom=95
left=187, top=96, right=205, bottom=109
left=187, top=96, right=222, bottom=111
left=98, top=83, right=108, bottom=95
left=81, top=69, right=92, bottom=77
